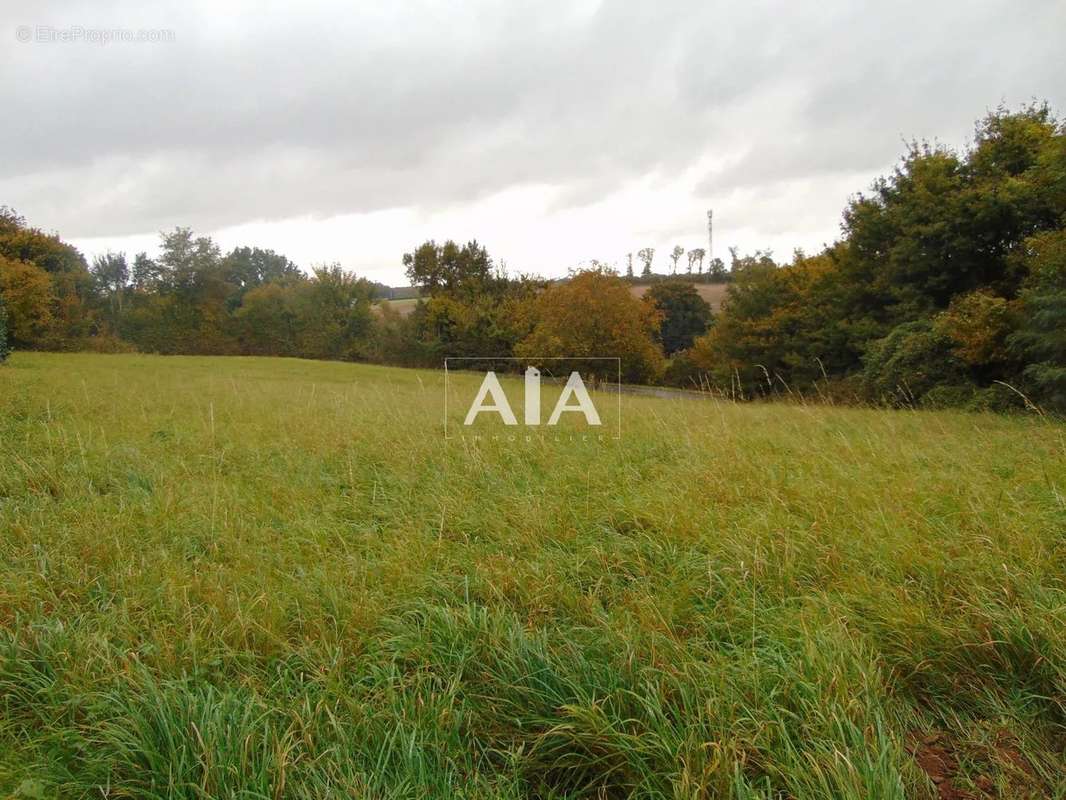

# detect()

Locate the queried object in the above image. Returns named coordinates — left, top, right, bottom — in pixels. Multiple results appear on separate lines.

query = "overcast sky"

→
left=3, top=1, right=1064, bottom=284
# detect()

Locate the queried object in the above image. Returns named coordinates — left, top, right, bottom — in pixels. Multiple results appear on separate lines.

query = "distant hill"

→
left=371, top=283, right=421, bottom=301
left=375, top=280, right=729, bottom=316
left=629, top=282, right=728, bottom=312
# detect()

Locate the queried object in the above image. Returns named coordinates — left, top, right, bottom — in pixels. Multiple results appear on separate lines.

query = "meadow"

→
left=0, top=353, right=1063, bottom=799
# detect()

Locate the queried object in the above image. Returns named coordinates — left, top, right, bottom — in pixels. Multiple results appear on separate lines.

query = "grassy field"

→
left=1, top=353, right=1064, bottom=799
left=374, top=297, right=420, bottom=316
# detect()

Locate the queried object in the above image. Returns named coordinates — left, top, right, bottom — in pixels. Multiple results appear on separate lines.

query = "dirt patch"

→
left=908, top=732, right=976, bottom=800
left=907, top=729, right=1042, bottom=800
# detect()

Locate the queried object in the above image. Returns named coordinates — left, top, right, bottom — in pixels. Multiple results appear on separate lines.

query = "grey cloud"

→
left=2, top=0, right=1064, bottom=239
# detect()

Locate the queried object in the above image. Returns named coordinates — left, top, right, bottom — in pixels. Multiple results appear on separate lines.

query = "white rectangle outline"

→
left=444, top=357, right=622, bottom=440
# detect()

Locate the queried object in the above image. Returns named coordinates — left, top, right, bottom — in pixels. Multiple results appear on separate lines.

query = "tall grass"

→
left=1, top=353, right=1063, bottom=798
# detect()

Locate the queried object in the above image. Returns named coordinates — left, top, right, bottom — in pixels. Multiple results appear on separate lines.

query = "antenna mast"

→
left=706, top=209, right=713, bottom=262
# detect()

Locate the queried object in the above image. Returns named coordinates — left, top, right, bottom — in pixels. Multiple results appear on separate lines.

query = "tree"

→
left=131, top=252, right=164, bottom=292
left=1009, top=229, right=1066, bottom=410
left=91, top=251, right=130, bottom=327
left=234, top=265, right=375, bottom=360
left=221, top=246, right=302, bottom=298
left=637, top=248, right=655, bottom=278
left=411, top=274, right=541, bottom=362
left=366, top=301, right=434, bottom=367
left=403, top=239, right=495, bottom=299
left=837, top=104, right=1062, bottom=337
left=707, top=257, right=727, bottom=282
left=292, top=265, right=375, bottom=360
left=515, top=268, right=665, bottom=383
left=234, top=282, right=301, bottom=356
left=157, top=227, right=223, bottom=286
left=0, top=255, right=55, bottom=347
left=0, top=206, right=92, bottom=344
left=670, top=245, right=684, bottom=274
left=686, top=249, right=703, bottom=277
left=152, top=228, right=235, bottom=353
left=644, top=280, right=713, bottom=354
left=690, top=249, right=707, bottom=277
left=689, top=250, right=857, bottom=392
left=626, top=253, right=634, bottom=279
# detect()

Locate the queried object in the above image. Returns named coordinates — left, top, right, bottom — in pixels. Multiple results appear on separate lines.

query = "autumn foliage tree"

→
left=0, top=206, right=92, bottom=347
left=516, top=269, right=664, bottom=383
left=0, top=255, right=55, bottom=347
left=689, top=250, right=852, bottom=390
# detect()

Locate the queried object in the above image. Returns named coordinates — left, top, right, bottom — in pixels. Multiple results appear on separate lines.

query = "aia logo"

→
left=465, top=367, right=600, bottom=426
left=444, top=357, right=621, bottom=440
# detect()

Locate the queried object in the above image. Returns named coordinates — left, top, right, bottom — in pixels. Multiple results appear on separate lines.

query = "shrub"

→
left=661, top=349, right=704, bottom=389
left=920, top=384, right=977, bottom=409
left=862, top=320, right=971, bottom=406
left=967, top=383, right=1026, bottom=413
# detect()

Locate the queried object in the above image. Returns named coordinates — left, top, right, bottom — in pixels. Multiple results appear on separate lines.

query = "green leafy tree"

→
left=706, top=257, right=727, bottom=282
left=644, top=280, right=713, bottom=354
left=412, top=274, right=540, bottom=362
left=131, top=252, right=164, bottom=291
left=90, top=251, right=130, bottom=329
left=689, top=248, right=706, bottom=276
left=403, top=239, right=495, bottom=299
left=291, top=265, right=375, bottom=360
left=366, top=301, right=434, bottom=367
left=1009, top=230, right=1066, bottom=409
left=147, top=228, right=235, bottom=353
left=670, top=245, right=684, bottom=274
left=837, top=104, right=1062, bottom=336
left=693, top=104, right=1064, bottom=404
left=234, top=281, right=302, bottom=356
left=221, top=246, right=302, bottom=299
left=637, top=247, right=654, bottom=278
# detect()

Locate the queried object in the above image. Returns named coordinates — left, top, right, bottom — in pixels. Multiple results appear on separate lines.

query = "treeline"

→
left=1, top=104, right=1063, bottom=413
left=0, top=207, right=700, bottom=384
left=0, top=219, right=380, bottom=362
left=682, top=103, right=1066, bottom=412
left=621, top=246, right=728, bottom=281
